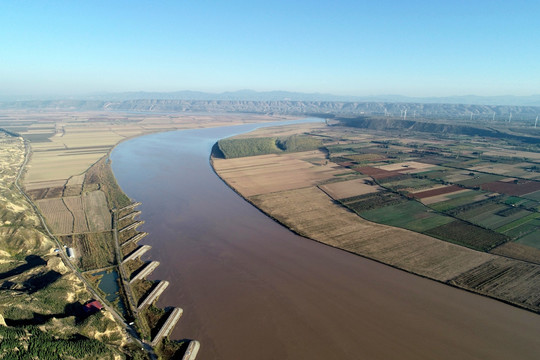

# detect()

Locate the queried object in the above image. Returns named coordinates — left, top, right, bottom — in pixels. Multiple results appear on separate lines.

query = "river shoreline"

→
left=210, top=152, right=540, bottom=315
left=110, top=122, right=540, bottom=360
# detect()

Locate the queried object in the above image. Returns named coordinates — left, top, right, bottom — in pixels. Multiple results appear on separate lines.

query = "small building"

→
left=83, top=300, right=103, bottom=313
left=66, top=247, right=75, bottom=258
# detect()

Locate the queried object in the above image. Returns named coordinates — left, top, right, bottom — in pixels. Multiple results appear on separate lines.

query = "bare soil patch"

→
left=36, top=198, right=73, bottom=234
left=377, top=161, right=434, bottom=172
left=319, top=178, right=381, bottom=200
left=213, top=150, right=352, bottom=197
left=63, top=196, right=89, bottom=233
left=35, top=191, right=110, bottom=235
left=481, top=180, right=540, bottom=196
left=490, top=242, right=540, bottom=265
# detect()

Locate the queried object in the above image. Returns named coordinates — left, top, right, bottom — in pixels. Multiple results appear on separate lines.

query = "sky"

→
left=1, top=0, right=540, bottom=98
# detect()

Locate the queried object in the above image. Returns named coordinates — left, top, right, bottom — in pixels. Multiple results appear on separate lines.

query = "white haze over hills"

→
left=2, top=90, right=540, bottom=107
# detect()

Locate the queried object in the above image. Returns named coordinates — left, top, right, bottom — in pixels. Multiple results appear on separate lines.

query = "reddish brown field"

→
left=480, top=180, right=540, bottom=196
left=412, top=185, right=463, bottom=199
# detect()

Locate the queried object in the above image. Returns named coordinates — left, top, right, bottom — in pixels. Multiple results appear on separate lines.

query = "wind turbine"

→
left=403, top=109, right=407, bottom=120
left=509, top=113, right=512, bottom=123
left=492, top=112, right=495, bottom=122
left=535, top=115, right=538, bottom=128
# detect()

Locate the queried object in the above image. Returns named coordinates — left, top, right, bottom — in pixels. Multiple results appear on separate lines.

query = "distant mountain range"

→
left=1, top=99, right=539, bottom=123
left=2, top=90, right=540, bottom=106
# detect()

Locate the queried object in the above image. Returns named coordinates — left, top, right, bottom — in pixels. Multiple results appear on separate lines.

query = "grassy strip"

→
left=83, top=157, right=131, bottom=210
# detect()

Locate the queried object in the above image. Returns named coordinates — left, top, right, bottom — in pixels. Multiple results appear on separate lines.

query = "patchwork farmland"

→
left=213, top=119, right=540, bottom=313
left=36, top=191, right=110, bottom=235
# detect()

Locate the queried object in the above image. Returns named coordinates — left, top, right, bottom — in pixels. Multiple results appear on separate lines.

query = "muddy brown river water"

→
left=111, top=122, right=540, bottom=360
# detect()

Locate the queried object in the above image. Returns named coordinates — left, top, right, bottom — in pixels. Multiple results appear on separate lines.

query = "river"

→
left=110, top=121, right=540, bottom=360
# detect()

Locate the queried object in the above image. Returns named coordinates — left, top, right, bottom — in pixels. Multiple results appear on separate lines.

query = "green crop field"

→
left=383, top=177, right=439, bottom=192
left=425, top=220, right=509, bottom=251
left=456, top=202, right=532, bottom=230
left=516, top=230, right=540, bottom=249
left=498, top=213, right=540, bottom=238
left=340, top=191, right=406, bottom=212
left=502, top=196, right=526, bottom=205
left=454, top=173, right=505, bottom=187
left=523, top=190, right=540, bottom=201
left=500, top=195, right=540, bottom=210
left=415, top=167, right=454, bottom=180
left=428, top=190, right=485, bottom=212
left=359, top=200, right=453, bottom=232
left=404, top=214, right=455, bottom=232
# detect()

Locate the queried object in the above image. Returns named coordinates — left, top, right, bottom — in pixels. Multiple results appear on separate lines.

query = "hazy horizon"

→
left=2, top=1, right=540, bottom=98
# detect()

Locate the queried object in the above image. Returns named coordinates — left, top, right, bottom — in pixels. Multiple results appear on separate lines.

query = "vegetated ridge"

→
left=217, top=135, right=322, bottom=159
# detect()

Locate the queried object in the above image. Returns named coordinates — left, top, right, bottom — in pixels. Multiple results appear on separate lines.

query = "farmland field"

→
left=376, top=161, right=435, bottom=173
left=249, top=186, right=494, bottom=281
left=82, top=190, right=112, bottom=232
left=455, top=202, right=532, bottom=230
left=359, top=201, right=454, bottom=232
left=411, top=185, right=463, bottom=199
left=63, top=173, right=85, bottom=196
left=341, top=191, right=406, bottom=212
left=480, top=180, right=540, bottom=196
left=36, top=191, right=112, bottom=235
left=353, top=166, right=405, bottom=180
left=382, top=176, right=439, bottom=193
left=60, top=232, right=116, bottom=271
left=496, top=213, right=540, bottom=238
left=36, top=198, right=74, bottom=234
left=454, top=173, right=506, bottom=187
left=523, top=190, right=540, bottom=201
left=428, top=190, right=491, bottom=212
left=318, top=178, right=381, bottom=200
left=491, top=243, right=540, bottom=265
left=450, top=257, right=540, bottom=313
left=63, top=196, right=89, bottom=233
left=425, top=220, right=508, bottom=251
left=213, top=150, right=353, bottom=197
left=516, top=231, right=540, bottom=249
